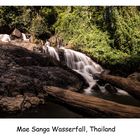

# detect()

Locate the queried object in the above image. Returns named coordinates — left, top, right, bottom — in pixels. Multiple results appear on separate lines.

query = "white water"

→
left=61, top=48, right=137, bottom=106
left=43, top=41, right=103, bottom=94
left=62, top=48, right=103, bottom=94
left=0, top=34, right=11, bottom=42
left=43, top=41, right=60, bottom=61
left=43, top=41, right=131, bottom=97
left=44, top=41, right=103, bottom=94
left=21, top=33, right=30, bottom=42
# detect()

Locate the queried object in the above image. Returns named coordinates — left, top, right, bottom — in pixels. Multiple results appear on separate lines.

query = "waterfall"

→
left=60, top=48, right=137, bottom=106
left=61, top=48, right=103, bottom=94
left=0, top=34, right=11, bottom=42
left=43, top=42, right=103, bottom=94
left=43, top=41, right=60, bottom=61
left=21, top=33, right=29, bottom=42
left=43, top=41, right=130, bottom=97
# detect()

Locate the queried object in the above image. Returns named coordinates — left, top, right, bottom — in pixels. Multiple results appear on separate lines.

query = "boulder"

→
left=0, top=95, right=44, bottom=112
left=0, top=95, right=24, bottom=112
left=0, top=43, right=88, bottom=113
left=11, top=28, right=22, bottom=38
left=48, top=35, right=58, bottom=47
left=105, top=84, right=117, bottom=94
left=92, top=84, right=100, bottom=92
left=97, top=79, right=106, bottom=86
left=0, top=43, right=87, bottom=93
left=48, top=35, right=63, bottom=48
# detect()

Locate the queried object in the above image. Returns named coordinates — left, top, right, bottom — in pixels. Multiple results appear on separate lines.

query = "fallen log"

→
left=100, top=74, right=140, bottom=100
left=44, top=86, right=140, bottom=118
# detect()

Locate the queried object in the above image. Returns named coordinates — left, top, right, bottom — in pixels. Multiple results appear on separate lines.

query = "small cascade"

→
left=21, top=33, right=29, bottom=42
left=61, top=48, right=103, bottom=94
left=0, top=34, right=11, bottom=42
left=60, top=48, right=135, bottom=105
left=43, top=41, right=130, bottom=97
left=43, top=41, right=60, bottom=61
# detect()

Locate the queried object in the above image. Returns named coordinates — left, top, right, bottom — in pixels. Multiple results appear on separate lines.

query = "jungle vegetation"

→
left=0, top=6, right=140, bottom=74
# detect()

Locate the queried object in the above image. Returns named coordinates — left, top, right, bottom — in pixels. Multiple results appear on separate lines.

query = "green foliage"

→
left=0, top=6, right=56, bottom=37
left=0, top=6, right=140, bottom=73
left=111, top=7, right=140, bottom=54
left=54, top=6, right=140, bottom=71
left=29, top=15, right=48, bottom=38
left=54, top=7, right=109, bottom=47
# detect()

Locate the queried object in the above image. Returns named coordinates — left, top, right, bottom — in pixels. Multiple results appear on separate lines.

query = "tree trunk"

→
left=100, top=74, right=140, bottom=100
left=44, top=86, right=140, bottom=118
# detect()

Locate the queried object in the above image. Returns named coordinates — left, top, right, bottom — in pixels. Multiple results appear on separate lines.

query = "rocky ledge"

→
left=0, top=43, right=88, bottom=112
left=0, top=95, right=44, bottom=112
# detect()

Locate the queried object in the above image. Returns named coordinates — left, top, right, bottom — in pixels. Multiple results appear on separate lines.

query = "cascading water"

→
left=43, top=43, right=140, bottom=106
left=43, top=42, right=103, bottom=94
left=21, top=33, right=30, bottom=42
left=44, top=42, right=131, bottom=96
left=61, top=48, right=103, bottom=94
left=43, top=41, right=60, bottom=61
left=0, top=34, right=11, bottom=42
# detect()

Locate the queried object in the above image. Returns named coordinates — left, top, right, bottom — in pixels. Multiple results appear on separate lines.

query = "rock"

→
left=128, top=72, right=140, bottom=82
left=24, top=93, right=35, bottom=97
left=97, top=80, right=106, bottom=86
left=11, top=41, right=38, bottom=51
left=24, top=96, right=43, bottom=106
left=105, top=84, right=117, bottom=94
left=48, top=36, right=57, bottom=47
left=58, top=49, right=65, bottom=63
left=11, top=28, right=22, bottom=38
left=47, top=35, right=64, bottom=48
left=23, top=102, right=31, bottom=109
left=0, top=95, right=24, bottom=112
left=92, top=84, right=100, bottom=92
left=0, top=95, right=44, bottom=112
left=0, top=43, right=87, bottom=113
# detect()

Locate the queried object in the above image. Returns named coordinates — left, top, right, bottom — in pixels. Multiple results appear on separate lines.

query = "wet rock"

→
left=97, top=80, right=106, bottom=86
left=105, top=84, right=117, bottom=94
left=58, top=49, right=65, bottom=63
left=92, top=84, right=100, bottom=92
left=92, top=73, right=100, bottom=80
